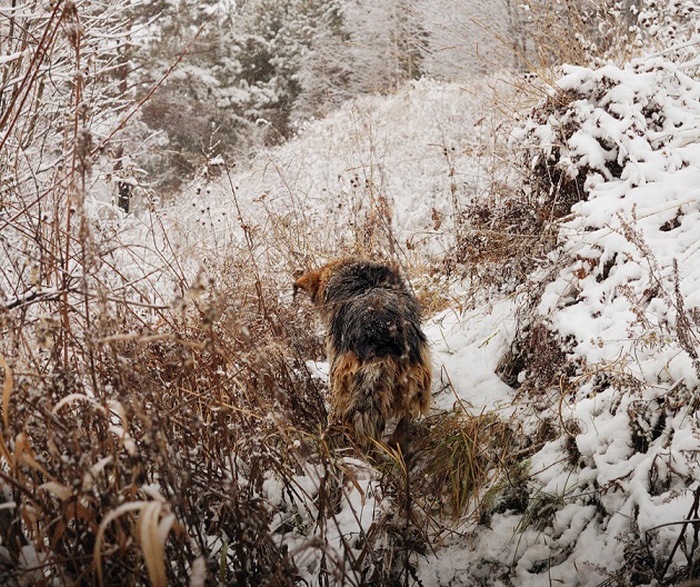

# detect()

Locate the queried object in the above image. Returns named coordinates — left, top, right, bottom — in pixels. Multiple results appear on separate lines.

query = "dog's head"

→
left=293, top=268, right=324, bottom=305
left=294, top=257, right=372, bottom=307
left=293, top=258, right=356, bottom=306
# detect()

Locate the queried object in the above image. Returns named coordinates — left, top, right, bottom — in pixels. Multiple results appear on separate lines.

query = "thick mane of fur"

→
left=323, top=261, right=401, bottom=301
left=293, top=257, right=432, bottom=448
left=324, top=261, right=426, bottom=363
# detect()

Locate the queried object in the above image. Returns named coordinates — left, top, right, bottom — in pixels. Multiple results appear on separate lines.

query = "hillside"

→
left=421, top=54, right=700, bottom=587
left=1, top=2, right=700, bottom=586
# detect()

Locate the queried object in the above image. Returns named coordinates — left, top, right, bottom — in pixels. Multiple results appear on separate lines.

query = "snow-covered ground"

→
left=46, top=41, right=700, bottom=586
left=248, top=52, right=700, bottom=585
left=419, top=54, right=700, bottom=586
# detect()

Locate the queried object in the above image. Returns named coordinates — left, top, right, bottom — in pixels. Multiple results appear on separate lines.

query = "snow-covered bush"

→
left=491, top=54, right=700, bottom=585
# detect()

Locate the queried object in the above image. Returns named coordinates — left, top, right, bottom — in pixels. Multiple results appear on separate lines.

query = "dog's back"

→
left=324, top=260, right=425, bottom=362
left=294, top=258, right=431, bottom=446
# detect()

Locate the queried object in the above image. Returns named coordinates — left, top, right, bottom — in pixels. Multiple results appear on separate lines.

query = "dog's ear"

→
left=293, top=269, right=322, bottom=304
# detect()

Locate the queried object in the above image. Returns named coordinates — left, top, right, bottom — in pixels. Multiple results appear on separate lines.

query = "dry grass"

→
left=1, top=4, right=321, bottom=584
left=6, top=0, right=686, bottom=584
left=0, top=259, right=327, bottom=584
left=486, top=0, right=645, bottom=75
left=415, top=410, right=515, bottom=520
left=0, top=162, right=522, bottom=585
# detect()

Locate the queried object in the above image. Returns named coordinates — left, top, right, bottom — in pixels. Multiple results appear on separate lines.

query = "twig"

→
left=654, top=486, right=700, bottom=582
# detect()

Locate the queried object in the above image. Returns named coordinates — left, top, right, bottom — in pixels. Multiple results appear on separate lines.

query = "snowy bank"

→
left=417, top=55, right=700, bottom=586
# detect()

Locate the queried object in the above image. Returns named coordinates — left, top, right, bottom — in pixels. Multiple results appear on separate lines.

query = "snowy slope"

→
left=99, top=47, right=700, bottom=587
left=183, top=77, right=499, bottom=262
left=415, top=55, right=700, bottom=586
left=100, top=77, right=503, bottom=313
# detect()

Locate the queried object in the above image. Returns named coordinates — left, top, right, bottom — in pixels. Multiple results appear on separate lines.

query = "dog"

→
left=293, top=258, right=431, bottom=449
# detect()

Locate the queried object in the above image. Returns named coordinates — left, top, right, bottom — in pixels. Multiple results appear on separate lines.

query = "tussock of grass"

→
left=413, top=410, right=514, bottom=520
left=0, top=263, right=328, bottom=584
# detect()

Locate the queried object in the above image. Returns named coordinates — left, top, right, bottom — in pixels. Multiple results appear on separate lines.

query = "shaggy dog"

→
left=294, top=258, right=431, bottom=448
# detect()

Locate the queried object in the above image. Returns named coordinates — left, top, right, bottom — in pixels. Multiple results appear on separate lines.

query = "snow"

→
left=427, top=295, right=517, bottom=413
left=91, top=48, right=700, bottom=584
left=425, top=52, right=700, bottom=586
left=3, top=8, right=700, bottom=582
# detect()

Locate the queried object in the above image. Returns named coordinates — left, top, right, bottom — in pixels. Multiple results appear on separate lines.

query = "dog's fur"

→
left=294, top=258, right=431, bottom=447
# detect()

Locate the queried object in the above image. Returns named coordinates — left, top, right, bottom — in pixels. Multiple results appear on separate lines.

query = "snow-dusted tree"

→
left=293, top=0, right=427, bottom=121
left=125, top=0, right=432, bottom=191
left=127, top=0, right=337, bottom=190
left=407, top=0, right=512, bottom=78
left=338, top=0, right=426, bottom=93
